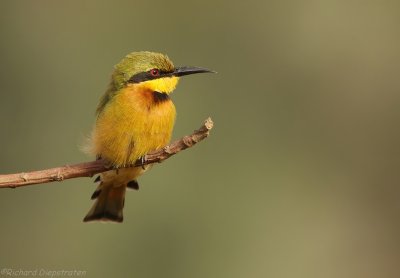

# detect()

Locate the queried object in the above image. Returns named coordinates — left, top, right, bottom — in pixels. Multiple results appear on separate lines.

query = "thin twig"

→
left=0, top=118, right=214, bottom=189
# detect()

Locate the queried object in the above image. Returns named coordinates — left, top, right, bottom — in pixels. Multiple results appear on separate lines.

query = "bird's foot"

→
left=107, top=164, right=121, bottom=174
left=138, top=155, right=147, bottom=170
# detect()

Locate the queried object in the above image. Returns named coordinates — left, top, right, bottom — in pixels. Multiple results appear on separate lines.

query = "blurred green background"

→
left=1, top=1, right=400, bottom=277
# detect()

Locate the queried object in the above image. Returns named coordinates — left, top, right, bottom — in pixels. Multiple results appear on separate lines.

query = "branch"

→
left=0, top=118, right=214, bottom=189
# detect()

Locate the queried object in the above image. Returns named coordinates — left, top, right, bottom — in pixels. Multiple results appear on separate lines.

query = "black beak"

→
left=173, top=66, right=216, bottom=77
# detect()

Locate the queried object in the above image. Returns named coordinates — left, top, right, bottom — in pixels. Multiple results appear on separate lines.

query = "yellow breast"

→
left=92, top=85, right=176, bottom=166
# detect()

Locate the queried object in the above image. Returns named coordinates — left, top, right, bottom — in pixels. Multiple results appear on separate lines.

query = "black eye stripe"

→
left=128, top=70, right=174, bottom=84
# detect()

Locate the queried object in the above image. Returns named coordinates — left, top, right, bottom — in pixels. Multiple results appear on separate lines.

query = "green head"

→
left=112, top=52, right=175, bottom=89
left=97, top=51, right=214, bottom=114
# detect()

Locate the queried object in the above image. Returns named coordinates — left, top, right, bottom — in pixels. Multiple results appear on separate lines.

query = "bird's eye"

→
left=150, top=69, right=160, bottom=76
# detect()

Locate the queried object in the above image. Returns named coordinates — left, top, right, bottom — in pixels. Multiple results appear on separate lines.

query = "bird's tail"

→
left=83, top=167, right=148, bottom=223
left=83, top=181, right=126, bottom=223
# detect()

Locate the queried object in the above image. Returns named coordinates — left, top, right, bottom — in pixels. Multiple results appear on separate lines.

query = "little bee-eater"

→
left=83, top=51, right=214, bottom=222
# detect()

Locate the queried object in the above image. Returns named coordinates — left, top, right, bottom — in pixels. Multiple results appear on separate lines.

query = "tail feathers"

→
left=83, top=183, right=126, bottom=223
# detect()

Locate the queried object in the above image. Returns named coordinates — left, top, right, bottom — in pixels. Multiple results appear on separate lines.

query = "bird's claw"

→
left=139, top=155, right=147, bottom=170
left=110, top=164, right=120, bottom=174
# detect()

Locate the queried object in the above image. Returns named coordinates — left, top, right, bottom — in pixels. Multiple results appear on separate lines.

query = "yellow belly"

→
left=92, top=85, right=176, bottom=166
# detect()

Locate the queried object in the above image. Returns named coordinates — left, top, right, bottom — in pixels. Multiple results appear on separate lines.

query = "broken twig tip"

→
left=205, top=117, right=214, bottom=130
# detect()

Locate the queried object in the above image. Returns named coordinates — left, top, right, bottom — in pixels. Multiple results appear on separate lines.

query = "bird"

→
left=83, top=51, right=214, bottom=223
